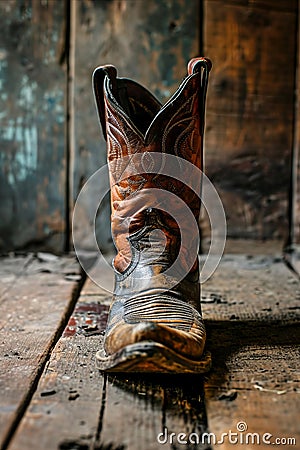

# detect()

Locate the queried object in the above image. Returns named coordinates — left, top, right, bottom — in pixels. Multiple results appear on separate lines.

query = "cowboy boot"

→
left=93, top=57, right=212, bottom=373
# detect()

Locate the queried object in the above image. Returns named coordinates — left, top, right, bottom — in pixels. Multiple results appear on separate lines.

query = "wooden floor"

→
left=0, top=246, right=299, bottom=450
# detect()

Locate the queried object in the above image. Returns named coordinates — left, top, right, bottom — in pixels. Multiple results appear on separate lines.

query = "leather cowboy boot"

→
left=93, top=57, right=212, bottom=373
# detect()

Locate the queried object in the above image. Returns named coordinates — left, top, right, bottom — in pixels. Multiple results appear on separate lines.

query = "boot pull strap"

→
left=93, top=65, right=117, bottom=140
left=188, top=57, right=212, bottom=136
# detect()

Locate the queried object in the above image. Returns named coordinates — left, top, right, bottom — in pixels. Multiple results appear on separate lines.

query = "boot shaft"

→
left=93, top=58, right=211, bottom=274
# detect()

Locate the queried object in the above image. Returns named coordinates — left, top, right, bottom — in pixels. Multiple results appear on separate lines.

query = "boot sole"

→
left=95, top=341, right=211, bottom=373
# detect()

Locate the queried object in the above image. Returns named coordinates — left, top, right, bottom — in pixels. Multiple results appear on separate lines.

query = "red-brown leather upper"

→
left=95, top=60, right=210, bottom=274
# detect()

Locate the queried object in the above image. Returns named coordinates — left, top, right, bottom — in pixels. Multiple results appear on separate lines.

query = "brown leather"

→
left=93, top=58, right=211, bottom=366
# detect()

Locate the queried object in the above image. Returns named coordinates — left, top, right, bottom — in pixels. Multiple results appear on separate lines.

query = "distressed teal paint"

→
left=2, top=119, right=38, bottom=184
left=0, top=0, right=66, bottom=251
left=1, top=73, right=39, bottom=184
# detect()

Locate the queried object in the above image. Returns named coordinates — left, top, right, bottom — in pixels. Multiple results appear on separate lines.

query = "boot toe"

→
left=104, top=298, right=206, bottom=361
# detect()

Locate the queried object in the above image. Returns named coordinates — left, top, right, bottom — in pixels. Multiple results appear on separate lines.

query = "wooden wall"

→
left=294, top=5, right=300, bottom=247
left=0, top=0, right=67, bottom=252
left=204, top=0, right=298, bottom=244
left=0, top=0, right=299, bottom=253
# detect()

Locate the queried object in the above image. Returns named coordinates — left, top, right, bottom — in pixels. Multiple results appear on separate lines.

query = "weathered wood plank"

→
left=202, top=255, right=300, bottom=448
left=0, top=254, right=82, bottom=449
left=0, top=1, right=67, bottom=252
left=296, top=12, right=300, bottom=246
left=9, top=333, right=209, bottom=450
left=289, top=3, right=300, bottom=270
left=72, top=0, right=200, bottom=252
left=10, top=254, right=300, bottom=449
left=203, top=0, right=297, bottom=242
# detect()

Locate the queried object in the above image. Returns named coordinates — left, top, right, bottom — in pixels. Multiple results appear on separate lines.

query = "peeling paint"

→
left=0, top=63, right=39, bottom=184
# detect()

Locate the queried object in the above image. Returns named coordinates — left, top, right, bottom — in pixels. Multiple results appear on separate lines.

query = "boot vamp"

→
left=104, top=292, right=206, bottom=360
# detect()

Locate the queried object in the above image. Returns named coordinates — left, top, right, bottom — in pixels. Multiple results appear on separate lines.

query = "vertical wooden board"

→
left=292, top=0, right=300, bottom=264
left=203, top=0, right=297, bottom=242
left=296, top=35, right=300, bottom=246
left=72, top=0, right=199, bottom=252
left=0, top=0, right=66, bottom=252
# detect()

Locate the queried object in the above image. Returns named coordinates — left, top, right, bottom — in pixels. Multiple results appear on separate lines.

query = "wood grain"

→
left=203, top=0, right=298, bottom=243
left=9, top=253, right=300, bottom=449
left=0, top=254, right=82, bottom=449
left=202, top=255, right=300, bottom=448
